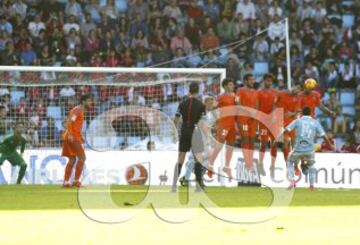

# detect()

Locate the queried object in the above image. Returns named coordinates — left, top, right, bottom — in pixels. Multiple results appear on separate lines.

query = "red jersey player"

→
left=208, top=78, right=237, bottom=178
left=62, top=94, right=93, bottom=188
left=237, top=74, right=258, bottom=171
left=275, top=83, right=302, bottom=177
left=257, top=73, right=278, bottom=176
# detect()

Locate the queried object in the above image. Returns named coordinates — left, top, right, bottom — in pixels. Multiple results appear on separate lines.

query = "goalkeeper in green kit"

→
left=0, top=122, right=27, bottom=184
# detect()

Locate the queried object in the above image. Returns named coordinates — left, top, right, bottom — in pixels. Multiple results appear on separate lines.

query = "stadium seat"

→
left=47, top=106, right=62, bottom=120
left=10, top=91, right=25, bottom=104
left=55, top=120, right=64, bottom=131
left=342, top=106, right=355, bottom=116
left=342, top=15, right=355, bottom=28
left=340, top=90, right=355, bottom=106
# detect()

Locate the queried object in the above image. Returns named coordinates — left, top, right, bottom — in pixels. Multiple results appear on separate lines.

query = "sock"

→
left=74, top=159, right=84, bottom=182
left=64, top=161, right=74, bottom=182
left=184, top=160, right=194, bottom=181
left=241, top=142, right=250, bottom=168
left=194, top=162, right=203, bottom=185
left=172, top=163, right=183, bottom=188
left=309, top=166, right=316, bottom=185
left=225, top=146, right=233, bottom=168
left=248, top=143, right=254, bottom=167
left=270, top=144, right=277, bottom=167
left=16, top=164, right=27, bottom=184
left=287, top=161, right=295, bottom=181
left=259, top=143, right=266, bottom=165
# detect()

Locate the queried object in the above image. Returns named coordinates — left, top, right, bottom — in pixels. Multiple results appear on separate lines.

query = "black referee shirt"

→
left=175, top=96, right=206, bottom=130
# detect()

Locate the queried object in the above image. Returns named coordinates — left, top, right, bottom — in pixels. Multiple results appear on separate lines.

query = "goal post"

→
left=0, top=66, right=226, bottom=151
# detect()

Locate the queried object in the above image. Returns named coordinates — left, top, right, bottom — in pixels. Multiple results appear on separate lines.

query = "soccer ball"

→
left=304, top=78, right=317, bottom=91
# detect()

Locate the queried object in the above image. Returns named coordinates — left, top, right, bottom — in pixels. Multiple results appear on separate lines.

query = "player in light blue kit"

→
left=278, top=106, right=332, bottom=190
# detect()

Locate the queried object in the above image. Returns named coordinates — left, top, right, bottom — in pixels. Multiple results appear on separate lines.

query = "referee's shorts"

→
left=179, top=127, right=205, bottom=154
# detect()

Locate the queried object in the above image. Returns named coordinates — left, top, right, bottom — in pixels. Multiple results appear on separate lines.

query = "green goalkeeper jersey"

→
left=0, top=135, right=26, bottom=154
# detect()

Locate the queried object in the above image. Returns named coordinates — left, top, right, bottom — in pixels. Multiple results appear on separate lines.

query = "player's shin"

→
left=270, top=143, right=277, bottom=167
left=309, top=165, right=316, bottom=187
left=64, top=160, right=75, bottom=183
left=184, top=160, right=194, bottom=181
left=171, top=163, right=183, bottom=190
left=194, top=162, right=204, bottom=190
left=74, top=159, right=85, bottom=182
left=16, top=164, right=27, bottom=184
left=259, top=142, right=266, bottom=166
left=287, top=161, right=296, bottom=189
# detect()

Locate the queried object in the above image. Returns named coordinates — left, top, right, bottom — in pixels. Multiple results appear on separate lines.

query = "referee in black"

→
left=172, top=82, right=206, bottom=192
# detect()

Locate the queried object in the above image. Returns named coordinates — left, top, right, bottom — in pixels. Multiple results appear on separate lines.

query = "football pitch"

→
left=1, top=185, right=360, bottom=244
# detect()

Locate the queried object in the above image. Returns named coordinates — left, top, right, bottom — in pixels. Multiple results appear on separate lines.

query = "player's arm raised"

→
left=319, top=102, right=337, bottom=118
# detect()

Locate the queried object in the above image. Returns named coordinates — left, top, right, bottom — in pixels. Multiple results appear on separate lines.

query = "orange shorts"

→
left=238, top=117, right=257, bottom=137
left=259, top=122, right=275, bottom=142
left=215, top=125, right=236, bottom=144
left=62, top=140, right=85, bottom=158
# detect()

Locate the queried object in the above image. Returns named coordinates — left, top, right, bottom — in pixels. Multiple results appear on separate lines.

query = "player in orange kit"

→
left=62, top=94, right=93, bottom=188
left=275, top=83, right=302, bottom=177
left=237, top=74, right=258, bottom=171
left=257, top=73, right=278, bottom=176
left=208, top=78, right=237, bottom=179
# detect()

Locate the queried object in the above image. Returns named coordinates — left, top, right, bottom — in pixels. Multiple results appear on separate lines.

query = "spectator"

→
left=199, top=27, right=219, bottom=51
left=340, top=136, right=357, bottom=153
left=11, top=0, right=27, bottom=20
left=60, top=85, right=76, bottom=99
left=106, top=49, right=120, bottom=67
left=268, top=0, right=282, bottom=19
left=128, top=0, right=148, bottom=22
left=65, top=0, right=83, bottom=20
left=270, top=37, right=285, bottom=56
left=313, top=1, right=327, bottom=26
left=152, top=45, right=171, bottom=65
left=186, top=48, right=202, bottom=68
left=1, top=41, right=18, bottom=65
left=226, top=58, right=240, bottom=82
left=233, top=13, right=249, bottom=37
left=297, top=0, right=314, bottom=22
left=28, top=14, right=45, bottom=38
left=164, top=18, right=177, bottom=39
left=131, top=30, right=149, bottom=50
left=21, top=42, right=37, bottom=65
left=339, top=62, right=356, bottom=89
left=0, top=105, right=11, bottom=138
left=202, top=49, right=218, bottom=68
left=170, top=29, right=192, bottom=55
left=84, top=30, right=99, bottom=57
left=187, top=0, right=203, bottom=22
left=337, top=42, right=352, bottom=61
left=271, top=59, right=287, bottom=84
left=63, top=15, right=80, bottom=35
left=289, top=32, right=303, bottom=52
left=101, top=0, right=119, bottom=21
left=80, top=13, right=96, bottom=38
left=290, top=45, right=304, bottom=67
left=147, top=1, right=161, bottom=24
left=320, top=130, right=336, bottom=152
left=129, top=13, right=148, bottom=39
left=268, top=15, right=285, bottom=41
left=252, top=35, right=269, bottom=61
left=66, top=28, right=81, bottom=50
left=324, top=62, right=339, bottom=88
left=163, top=0, right=183, bottom=20
left=100, top=31, right=115, bottom=55
left=0, top=31, right=12, bottom=51
left=304, top=61, right=320, bottom=82
left=171, top=48, right=187, bottom=68
left=323, top=90, right=346, bottom=134
left=85, top=0, right=102, bottom=24
left=236, top=0, right=256, bottom=21
left=0, top=15, right=12, bottom=34
left=216, top=17, right=234, bottom=44
left=184, top=18, right=200, bottom=47
left=203, top=0, right=219, bottom=22
left=122, top=48, right=134, bottom=67
left=0, top=1, right=13, bottom=19
left=15, top=97, right=29, bottom=119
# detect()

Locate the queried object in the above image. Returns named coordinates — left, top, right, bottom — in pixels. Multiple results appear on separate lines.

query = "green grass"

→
left=1, top=185, right=360, bottom=210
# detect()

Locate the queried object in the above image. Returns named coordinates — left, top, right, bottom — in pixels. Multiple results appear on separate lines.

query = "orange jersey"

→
left=277, top=91, right=301, bottom=125
left=237, top=88, right=258, bottom=108
left=64, top=106, right=84, bottom=141
left=298, top=91, right=321, bottom=117
left=217, top=93, right=236, bottom=128
left=257, top=88, right=277, bottom=114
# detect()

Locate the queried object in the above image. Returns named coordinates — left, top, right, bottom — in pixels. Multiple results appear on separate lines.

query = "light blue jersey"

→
left=286, top=116, right=325, bottom=153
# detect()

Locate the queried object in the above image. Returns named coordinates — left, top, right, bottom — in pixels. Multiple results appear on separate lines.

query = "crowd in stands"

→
left=0, top=0, right=359, bottom=151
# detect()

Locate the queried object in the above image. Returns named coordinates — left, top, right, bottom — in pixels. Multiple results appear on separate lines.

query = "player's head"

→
left=243, top=73, right=255, bottom=88
left=14, top=121, right=24, bottom=135
left=204, top=95, right=215, bottom=110
left=189, top=82, right=199, bottom=95
left=80, top=94, right=93, bottom=109
left=263, top=73, right=275, bottom=89
left=302, top=106, right=311, bottom=116
left=222, top=78, right=234, bottom=93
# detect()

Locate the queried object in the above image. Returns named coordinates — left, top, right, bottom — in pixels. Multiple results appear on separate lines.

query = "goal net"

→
left=0, top=67, right=225, bottom=151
